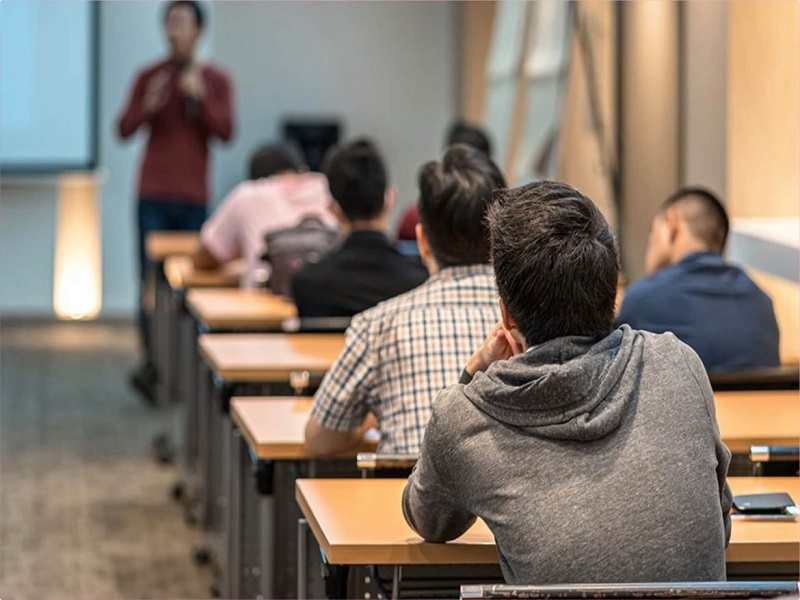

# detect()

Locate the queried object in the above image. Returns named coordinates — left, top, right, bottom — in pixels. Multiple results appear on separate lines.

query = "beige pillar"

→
left=619, top=1, right=680, bottom=280
left=558, top=1, right=618, bottom=229
left=461, top=1, right=497, bottom=123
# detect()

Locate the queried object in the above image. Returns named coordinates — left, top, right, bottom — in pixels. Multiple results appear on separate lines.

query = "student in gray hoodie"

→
left=402, top=180, right=732, bottom=584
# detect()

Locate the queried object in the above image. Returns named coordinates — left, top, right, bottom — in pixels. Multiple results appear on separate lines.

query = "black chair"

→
left=357, top=452, right=418, bottom=478
left=710, top=368, right=800, bottom=391
left=280, top=316, right=351, bottom=334
left=751, top=446, right=800, bottom=476
left=460, top=582, right=800, bottom=600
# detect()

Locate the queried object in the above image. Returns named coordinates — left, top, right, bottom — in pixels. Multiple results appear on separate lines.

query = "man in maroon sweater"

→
left=118, top=0, right=235, bottom=402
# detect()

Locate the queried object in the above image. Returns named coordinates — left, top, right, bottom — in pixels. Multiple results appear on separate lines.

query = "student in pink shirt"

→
left=193, top=143, right=337, bottom=288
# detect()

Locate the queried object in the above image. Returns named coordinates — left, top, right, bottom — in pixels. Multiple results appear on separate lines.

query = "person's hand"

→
left=465, top=322, right=524, bottom=376
left=357, top=412, right=379, bottom=441
left=143, top=70, right=170, bottom=115
left=179, top=63, right=205, bottom=100
left=361, top=412, right=378, bottom=431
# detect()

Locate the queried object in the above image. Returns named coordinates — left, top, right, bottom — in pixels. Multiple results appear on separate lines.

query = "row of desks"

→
left=296, top=477, right=800, bottom=566
left=231, top=394, right=800, bottom=599
left=231, top=396, right=800, bottom=565
left=145, top=231, right=800, bottom=600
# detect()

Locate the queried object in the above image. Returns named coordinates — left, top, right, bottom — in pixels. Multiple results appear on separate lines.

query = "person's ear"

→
left=382, top=188, right=397, bottom=217
left=499, top=299, right=526, bottom=352
left=644, top=214, right=670, bottom=274
left=415, top=223, right=435, bottom=273
left=664, top=207, right=680, bottom=245
left=499, top=299, right=517, bottom=334
left=415, top=223, right=430, bottom=256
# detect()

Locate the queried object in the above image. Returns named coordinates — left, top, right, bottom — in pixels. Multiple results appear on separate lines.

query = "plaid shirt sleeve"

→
left=309, top=312, right=379, bottom=432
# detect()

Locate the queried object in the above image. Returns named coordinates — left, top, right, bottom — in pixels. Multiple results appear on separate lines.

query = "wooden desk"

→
left=164, top=255, right=241, bottom=291
left=231, top=397, right=376, bottom=460
left=198, top=333, right=345, bottom=383
left=295, top=477, right=800, bottom=566
left=187, top=288, right=296, bottom=331
left=715, top=391, right=799, bottom=453
left=145, top=231, right=199, bottom=262
left=228, top=397, right=375, bottom=599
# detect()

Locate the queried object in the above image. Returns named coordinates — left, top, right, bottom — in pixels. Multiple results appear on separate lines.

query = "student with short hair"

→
left=397, top=120, right=494, bottom=241
left=304, top=144, right=506, bottom=456
left=403, top=180, right=732, bottom=584
left=616, top=187, right=780, bottom=373
left=193, top=142, right=336, bottom=288
left=291, top=139, right=428, bottom=317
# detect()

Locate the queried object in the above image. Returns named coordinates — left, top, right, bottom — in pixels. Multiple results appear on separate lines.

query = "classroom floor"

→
left=0, top=321, right=213, bottom=599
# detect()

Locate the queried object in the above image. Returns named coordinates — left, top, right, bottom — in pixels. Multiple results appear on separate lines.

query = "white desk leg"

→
left=392, top=565, right=402, bottom=600
left=297, top=519, right=308, bottom=600
left=260, top=493, right=275, bottom=598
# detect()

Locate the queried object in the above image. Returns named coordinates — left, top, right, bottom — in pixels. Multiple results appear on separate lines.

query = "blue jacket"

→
left=616, top=252, right=780, bottom=373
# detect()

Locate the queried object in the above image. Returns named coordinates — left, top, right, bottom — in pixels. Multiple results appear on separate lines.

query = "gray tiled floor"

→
left=0, top=321, right=213, bottom=599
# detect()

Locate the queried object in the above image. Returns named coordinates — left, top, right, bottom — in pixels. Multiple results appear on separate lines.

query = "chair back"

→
left=460, top=582, right=800, bottom=600
left=710, top=367, right=799, bottom=391
left=357, top=453, right=418, bottom=478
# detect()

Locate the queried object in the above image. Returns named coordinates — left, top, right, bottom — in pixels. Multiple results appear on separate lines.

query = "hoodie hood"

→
left=463, top=325, right=643, bottom=442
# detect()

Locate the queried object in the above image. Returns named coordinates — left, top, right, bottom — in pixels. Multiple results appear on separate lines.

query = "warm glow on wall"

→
left=53, top=173, right=102, bottom=320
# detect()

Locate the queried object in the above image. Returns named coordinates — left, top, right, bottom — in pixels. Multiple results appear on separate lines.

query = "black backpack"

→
left=262, top=216, right=339, bottom=297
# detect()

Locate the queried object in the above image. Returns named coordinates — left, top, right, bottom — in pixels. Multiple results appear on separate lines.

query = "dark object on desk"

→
left=358, top=452, right=418, bottom=478
left=750, top=446, right=800, bottom=477
left=283, top=119, right=340, bottom=172
left=281, top=316, right=351, bottom=334
left=710, top=367, right=800, bottom=391
left=751, top=446, right=800, bottom=463
left=460, top=582, right=800, bottom=600
left=732, top=492, right=796, bottom=515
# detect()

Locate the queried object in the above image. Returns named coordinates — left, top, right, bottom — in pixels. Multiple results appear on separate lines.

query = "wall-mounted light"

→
left=53, top=172, right=102, bottom=319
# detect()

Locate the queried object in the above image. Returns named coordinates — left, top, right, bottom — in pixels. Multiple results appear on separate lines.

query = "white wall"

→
left=97, top=1, right=172, bottom=317
left=0, top=1, right=457, bottom=318
left=209, top=1, right=457, bottom=219
left=0, top=181, right=58, bottom=314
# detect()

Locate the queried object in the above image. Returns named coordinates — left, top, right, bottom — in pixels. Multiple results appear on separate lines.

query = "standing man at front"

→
left=118, top=1, right=235, bottom=401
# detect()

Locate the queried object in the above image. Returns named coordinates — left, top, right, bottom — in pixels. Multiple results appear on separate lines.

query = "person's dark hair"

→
left=488, top=180, right=619, bottom=345
left=417, top=144, right=506, bottom=267
left=445, top=120, right=493, bottom=158
left=660, top=187, right=729, bottom=253
left=164, top=1, right=205, bottom=28
left=324, top=138, right=387, bottom=222
left=248, top=142, right=305, bottom=180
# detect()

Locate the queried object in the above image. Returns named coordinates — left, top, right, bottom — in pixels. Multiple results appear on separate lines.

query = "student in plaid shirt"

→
left=304, top=144, right=507, bottom=455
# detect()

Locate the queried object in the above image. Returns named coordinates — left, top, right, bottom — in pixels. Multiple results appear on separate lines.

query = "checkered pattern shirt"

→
left=310, top=264, right=499, bottom=453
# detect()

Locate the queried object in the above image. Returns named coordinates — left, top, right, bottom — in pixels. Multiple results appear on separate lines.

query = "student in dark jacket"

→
left=292, top=139, right=428, bottom=317
left=616, top=187, right=780, bottom=373
left=403, top=180, right=731, bottom=584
